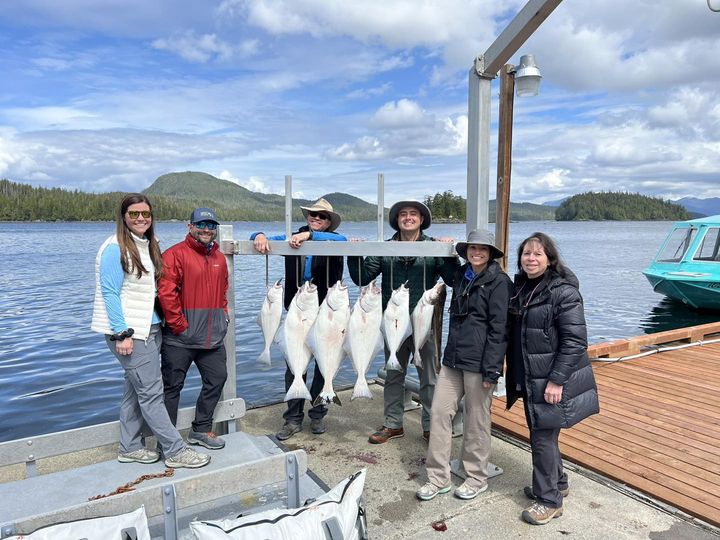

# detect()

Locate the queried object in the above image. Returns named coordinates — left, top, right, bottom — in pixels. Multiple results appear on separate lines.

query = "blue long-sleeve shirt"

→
left=250, top=230, right=347, bottom=282
left=99, top=243, right=161, bottom=333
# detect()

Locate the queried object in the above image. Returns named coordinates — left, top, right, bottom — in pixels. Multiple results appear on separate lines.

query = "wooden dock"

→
left=492, top=322, right=720, bottom=528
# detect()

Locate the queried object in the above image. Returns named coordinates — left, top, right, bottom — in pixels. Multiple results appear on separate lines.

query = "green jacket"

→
left=347, top=232, right=458, bottom=311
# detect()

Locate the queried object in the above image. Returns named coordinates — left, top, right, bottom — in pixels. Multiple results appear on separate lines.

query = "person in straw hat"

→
left=348, top=199, right=457, bottom=445
left=251, top=197, right=346, bottom=440
left=416, top=229, right=512, bottom=502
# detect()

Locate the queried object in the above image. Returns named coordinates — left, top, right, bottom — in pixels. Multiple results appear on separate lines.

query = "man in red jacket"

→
left=158, top=208, right=229, bottom=450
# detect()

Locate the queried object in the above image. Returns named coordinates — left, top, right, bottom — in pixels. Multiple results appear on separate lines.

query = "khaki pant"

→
left=425, top=365, right=494, bottom=489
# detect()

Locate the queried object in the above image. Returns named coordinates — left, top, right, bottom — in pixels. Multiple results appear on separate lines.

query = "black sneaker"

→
left=310, top=418, right=326, bottom=434
left=187, top=430, right=226, bottom=450
left=276, top=423, right=302, bottom=441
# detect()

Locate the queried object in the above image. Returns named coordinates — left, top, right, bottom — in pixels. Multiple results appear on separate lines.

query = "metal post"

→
left=495, top=65, right=516, bottom=271
left=219, top=224, right=236, bottom=435
left=377, top=173, right=384, bottom=241
left=285, top=175, right=292, bottom=239
left=466, top=59, right=493, bottom=235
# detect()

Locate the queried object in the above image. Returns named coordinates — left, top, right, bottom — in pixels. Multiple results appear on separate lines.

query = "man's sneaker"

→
left=454, top=481, right=488, bottom=500
left=416, top=482, right=451, bottom=501
left=276, top=423, right=302, bottom=441
left=164, top=447, right=210, bottom=469
left=521, top=502, right=564, bottom=525
left=310, top=418, right=326, bottom=435
left=523, top=486, right=570, bottom=500
left=118, top=448, right=160, bottom=464
left=368, top=426, right=404, bottom=444
left=188, top=430, right=226, bottom=449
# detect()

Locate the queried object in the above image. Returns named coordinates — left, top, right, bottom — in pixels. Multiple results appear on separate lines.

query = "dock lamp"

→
left=495, top=54, right=542, bottom=270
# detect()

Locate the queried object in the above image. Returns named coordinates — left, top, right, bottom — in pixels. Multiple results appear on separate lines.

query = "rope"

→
left=89, top=468, right=174, bottom=500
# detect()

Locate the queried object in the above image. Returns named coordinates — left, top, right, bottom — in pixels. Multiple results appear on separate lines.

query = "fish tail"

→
left=411, top=350, right=422, bottom=368
left=386, top=354, right=402, bottom=372
left=256, top=348, right=272, bottom=367
left=351, top=377, right=373, bottom=400
left=312, top=394, right=328, bottom=407
left=284, top=377, right=312, bottom=401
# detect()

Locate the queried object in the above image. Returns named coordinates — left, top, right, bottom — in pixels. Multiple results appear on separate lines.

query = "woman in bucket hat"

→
left=348, top=200, right=456, bottom=445
left=417, top=229, right=512, bottom=501
left=251, top=197, right=347, bottom=440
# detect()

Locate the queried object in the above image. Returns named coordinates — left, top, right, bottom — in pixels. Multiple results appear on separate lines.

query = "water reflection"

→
left=639, top=297, right=720, bottom=334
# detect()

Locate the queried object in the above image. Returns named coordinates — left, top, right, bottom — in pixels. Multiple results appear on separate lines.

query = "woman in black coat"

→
left=506, top=232, right=599, bottom=525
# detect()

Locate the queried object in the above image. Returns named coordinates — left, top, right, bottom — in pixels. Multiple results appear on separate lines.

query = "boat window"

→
left=656, top=227, right=697, bottom=262
left=692, top=227, right=720, bottom=261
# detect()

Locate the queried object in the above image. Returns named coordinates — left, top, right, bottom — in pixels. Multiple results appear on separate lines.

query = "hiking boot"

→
left=524, top=486, right=570, bottom=500
left=521, top=502, right=564, bottom=525
left=276, top=423, right=302, bottom=441
left=368, top=426, right=404, bottom=444
left=416, top=482, right=451, bottom=501
left=118, top=448, right=159, bottom=464
left=164, top=447, right=210, bottom=469
left=422, top=430, right=430, bottom=442
left=310, top=418, right=326, bottom=435
left=454, top=481, right=488, bottom=500
left=188, top=430, right=226, bottom=449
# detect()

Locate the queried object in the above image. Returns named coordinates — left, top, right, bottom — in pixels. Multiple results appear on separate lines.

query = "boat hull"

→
left=643, top=270, right=720, bottom=310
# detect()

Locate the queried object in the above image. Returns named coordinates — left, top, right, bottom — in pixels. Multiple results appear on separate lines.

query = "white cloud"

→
left=152, top=31, right=240, bottom=63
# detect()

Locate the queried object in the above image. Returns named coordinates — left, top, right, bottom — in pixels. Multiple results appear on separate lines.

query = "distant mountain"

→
left=673, top=197, right=720, bottom=217
left=143, top=172, right=379, bottom=221
left=556, top=192, right=691, bottom=221
left=541, top=198, right=567, bottom=207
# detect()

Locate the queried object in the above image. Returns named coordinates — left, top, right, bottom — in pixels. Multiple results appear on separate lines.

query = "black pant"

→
left=522, top=389, right=568, bottom=508
left=283, top=362, right=327, bottom=426
left=161, top=343, right=228, bottom=433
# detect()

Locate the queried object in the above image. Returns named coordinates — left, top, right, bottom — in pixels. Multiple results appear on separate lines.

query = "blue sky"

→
left=1, top=0, right=719, bottom=204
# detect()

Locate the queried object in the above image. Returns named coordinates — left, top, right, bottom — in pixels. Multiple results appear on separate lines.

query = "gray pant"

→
left=107, top=325, right=185, bottom=457
left=383, top=332, right=437, bottom=432
left=426, top=366, right=493, bottom=489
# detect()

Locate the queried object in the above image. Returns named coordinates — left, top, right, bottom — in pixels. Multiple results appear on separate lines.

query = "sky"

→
left=0, top=0, right=719, bottom=204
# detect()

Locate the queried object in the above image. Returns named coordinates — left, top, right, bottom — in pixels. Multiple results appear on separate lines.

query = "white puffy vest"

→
left=91, top=234, right=156, bottom=340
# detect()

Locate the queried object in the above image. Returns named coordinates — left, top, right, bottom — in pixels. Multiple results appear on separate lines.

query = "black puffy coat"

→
left=506, top=269, right=599, bottom=429
left=441, top=261, right=512, bottom=383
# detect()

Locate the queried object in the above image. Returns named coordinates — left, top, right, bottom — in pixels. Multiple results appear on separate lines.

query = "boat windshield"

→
left=656, top=227, right=697, bottom=262
left=692, top=227, right=720, bottom=262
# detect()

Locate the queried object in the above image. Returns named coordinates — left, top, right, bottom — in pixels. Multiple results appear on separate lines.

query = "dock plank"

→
left=493, top=337, right=720, bottom=527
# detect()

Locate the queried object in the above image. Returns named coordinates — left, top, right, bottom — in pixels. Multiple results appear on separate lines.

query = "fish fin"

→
left=305, top=324, right=319, bottom=358
left=285, top=377, right=312, bottom=401
left=372, top=334, right=385, bottom=357
left=351, top=378, right=373, bottom=400
left=312, top=395, right=327, bottom=407
left=411, top=350, right=422, bottom=368
left=256, top=310, right=263, bottom=327
left=333, top=394, right=342, bottom=406
left=386, top=354, right=402, bottom=372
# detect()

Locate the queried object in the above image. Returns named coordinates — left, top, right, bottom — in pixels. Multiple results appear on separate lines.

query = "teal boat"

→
left=643, top=216, right=720, bottom=310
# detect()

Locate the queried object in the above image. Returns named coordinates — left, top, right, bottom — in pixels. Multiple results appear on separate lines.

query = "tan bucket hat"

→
left=388, top=200, right=432, bottom=231
left=299, top=198, right=341, bottom=232
left=456, top=229, right=504, bottom=260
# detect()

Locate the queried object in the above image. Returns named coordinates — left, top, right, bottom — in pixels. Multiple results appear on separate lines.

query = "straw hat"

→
left=299, top=198, right=341, bottom=232
left=388, top=200, right=432, bottom=231
left=456, top=229, right=504, bottom=260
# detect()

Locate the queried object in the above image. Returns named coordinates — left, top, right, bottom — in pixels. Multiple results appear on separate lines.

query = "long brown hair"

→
left=516, top=231, right=568, bottom=278
left=116, top=193, right=163, bottom=279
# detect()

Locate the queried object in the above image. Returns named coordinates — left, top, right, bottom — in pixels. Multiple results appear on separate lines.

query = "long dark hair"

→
left=516, top=231, right=568, bottom=278
left=116, top=193, right=163, bottom=279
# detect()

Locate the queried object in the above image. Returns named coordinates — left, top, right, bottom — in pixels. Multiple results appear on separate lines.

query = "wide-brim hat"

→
left=300, top=198, right=341, bottom=232
left=388, top=200, right=432, bottom=231
left=456, top=229, right=503, bottom=260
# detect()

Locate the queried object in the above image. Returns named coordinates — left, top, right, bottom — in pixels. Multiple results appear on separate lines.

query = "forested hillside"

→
left=423, top=190, right=556, bottom=222
left=555, top=192, right=691, bottom=221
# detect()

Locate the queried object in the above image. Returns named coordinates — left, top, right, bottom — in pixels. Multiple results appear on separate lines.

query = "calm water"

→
left=1, top=220, right=718, bottom=442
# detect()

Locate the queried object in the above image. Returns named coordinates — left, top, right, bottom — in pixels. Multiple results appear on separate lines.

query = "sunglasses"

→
left=193, top=221, right=218, bottom=230
left=308, top=211, right=330, bottom=220
left=127, top=210, right=152, bottom=219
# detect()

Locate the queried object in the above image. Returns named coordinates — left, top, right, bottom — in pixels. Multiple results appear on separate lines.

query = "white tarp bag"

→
left=190, top=469, right=366, bottom=540
left=5, top=505, right=150, bottom=540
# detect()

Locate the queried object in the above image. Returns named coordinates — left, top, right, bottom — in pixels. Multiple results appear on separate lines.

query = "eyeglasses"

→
left=127, top=210, right=152, bottom=219
left=308, top=211, right=330, bottom=220
left=193, top=221, right=218, bottom=230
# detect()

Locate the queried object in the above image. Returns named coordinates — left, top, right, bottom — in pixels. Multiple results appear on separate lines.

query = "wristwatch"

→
left=110, top=328, right=135, bottom=341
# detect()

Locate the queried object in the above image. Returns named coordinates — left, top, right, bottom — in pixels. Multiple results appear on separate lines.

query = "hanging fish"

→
left=308, top=281, right=351, bottom=406
left=256, top=279, right=284, bottom=367
left=345, top=280, right=383, bottom=400
left=411, top=281, right=446, bottom=367
left=279, top=281, right=320, bottom=401
left=382, top=282, right=412, bottom=372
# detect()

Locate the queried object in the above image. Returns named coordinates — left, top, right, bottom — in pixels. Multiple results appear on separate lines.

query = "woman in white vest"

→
left=92, top=193, right=210, bottom=469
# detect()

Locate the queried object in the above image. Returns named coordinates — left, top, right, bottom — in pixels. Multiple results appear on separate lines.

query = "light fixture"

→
left=514, top=54, right=542, bottom=97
